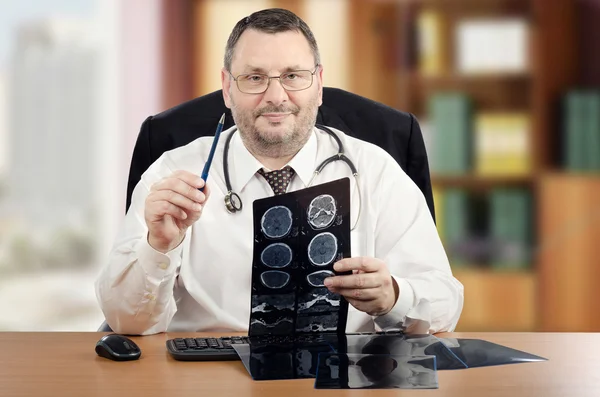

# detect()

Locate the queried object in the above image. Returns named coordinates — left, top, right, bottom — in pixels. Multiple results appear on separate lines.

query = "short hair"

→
left=224, top=8, right=321, bottom=71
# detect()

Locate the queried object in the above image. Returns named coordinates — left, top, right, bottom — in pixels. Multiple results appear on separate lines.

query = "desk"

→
left=1, top=332, right=598, bottom=396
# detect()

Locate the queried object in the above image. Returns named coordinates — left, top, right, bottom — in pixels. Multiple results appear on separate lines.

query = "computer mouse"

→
left=95, top=333, right=141, bottom=361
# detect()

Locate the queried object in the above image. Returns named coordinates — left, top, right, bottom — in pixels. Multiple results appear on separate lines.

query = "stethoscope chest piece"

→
left=224, top=191, right=243, bottom=213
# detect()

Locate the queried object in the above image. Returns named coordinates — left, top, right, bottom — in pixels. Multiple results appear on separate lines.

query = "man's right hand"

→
left=145, top=170, right=210, bottom=253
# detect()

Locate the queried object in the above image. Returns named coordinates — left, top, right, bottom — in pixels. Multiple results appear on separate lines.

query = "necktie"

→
left=257, top=166, right=296, bottom=195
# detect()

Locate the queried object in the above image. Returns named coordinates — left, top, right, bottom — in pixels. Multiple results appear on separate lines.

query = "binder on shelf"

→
left=489, top=189, right=532, bottom=270
left=428, top=93, right=472, bottom=175
left=474, top=112, right=531, bottom=176
left=563, top=90, right=600, bottom=172
left=443, top=189, right=469, bottom=267
left=455, top=17, right=529, bottom=75
left=417, top=8, right=447, bottom=76
left=584, top=92, right=600, bottom=171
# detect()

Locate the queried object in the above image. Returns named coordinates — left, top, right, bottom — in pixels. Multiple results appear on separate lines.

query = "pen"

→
left=199, top=113, right=226, bottom=192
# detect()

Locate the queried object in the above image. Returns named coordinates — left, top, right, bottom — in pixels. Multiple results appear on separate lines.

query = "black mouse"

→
left=95, top=333, right=141, bottom=361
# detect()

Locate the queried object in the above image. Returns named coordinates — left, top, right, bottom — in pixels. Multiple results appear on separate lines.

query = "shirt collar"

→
left=286, top=128, right=317, bottom=187
left=230, top=126, right=318, bottom=191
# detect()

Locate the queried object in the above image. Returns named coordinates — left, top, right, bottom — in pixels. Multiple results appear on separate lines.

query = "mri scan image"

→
left=250, top=178, right=351, bottom=337
left=260, top=270, right=291, bottom=289
left=261, top=205, right=293, bottom=238
left=308, top=194, right=337, bottom=229
left=261, top=243, right=293, bottom=268
left=306, top=270, right=336, bottom=287
left=308, top=232, right=338, bottom=266
left=250, top=294, right=295, bottom=335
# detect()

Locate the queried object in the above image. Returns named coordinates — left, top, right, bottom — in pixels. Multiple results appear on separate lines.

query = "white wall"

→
left=304, top=0, right=349, bottom=90
left=200, top=0, right=271, bottom=94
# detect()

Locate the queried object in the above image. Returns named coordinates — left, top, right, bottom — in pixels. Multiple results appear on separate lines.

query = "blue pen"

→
left=200, top=113, right=226, bottom=192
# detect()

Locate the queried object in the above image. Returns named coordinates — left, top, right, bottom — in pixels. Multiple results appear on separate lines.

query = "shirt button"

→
left=159, top=262, right=168, bottom=270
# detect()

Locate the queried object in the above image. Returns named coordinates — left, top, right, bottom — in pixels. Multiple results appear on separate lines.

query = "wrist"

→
left=148, top=233, right=184, bottom=253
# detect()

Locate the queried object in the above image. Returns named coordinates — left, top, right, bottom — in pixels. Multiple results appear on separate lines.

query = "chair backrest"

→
left=126, top=87, right=435, bottom=221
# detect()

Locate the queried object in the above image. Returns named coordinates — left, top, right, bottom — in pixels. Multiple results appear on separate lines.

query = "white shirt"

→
left=95, top=126, right=464, bottom=335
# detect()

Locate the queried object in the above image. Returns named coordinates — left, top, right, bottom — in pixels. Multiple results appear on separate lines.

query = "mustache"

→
left=253, top=105, right=299, bottom=118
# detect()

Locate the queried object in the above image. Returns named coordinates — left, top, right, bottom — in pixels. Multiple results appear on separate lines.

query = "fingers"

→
left=149, top=190, right=203, bottom=214
left=201, top=179, right=211, bottom=200
left=146, top=171, right=210, bottom=224
left=326, top=257, right=396, bottom=316
left=329, top=286, right=380, bottom=301
left=151, top=172, right=207, bottom=204
left=333, top=257, right=382, bottom=273
left=324, top=272, right=382, bottom=290
left=148, top=200, right=189, bottom=221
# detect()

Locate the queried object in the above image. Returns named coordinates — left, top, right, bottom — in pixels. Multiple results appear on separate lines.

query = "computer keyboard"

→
left=166, top=332, right=405, bottom=361
left=166, top=336, right=250, bottom=361
left=165, top=334, right=331, bottom=361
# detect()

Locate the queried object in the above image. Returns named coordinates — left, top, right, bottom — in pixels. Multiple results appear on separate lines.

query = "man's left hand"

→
left=324, top=257, right=399, bottom=316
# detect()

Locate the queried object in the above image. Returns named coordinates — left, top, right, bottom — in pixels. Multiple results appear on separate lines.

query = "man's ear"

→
left=221, top=68, right=232, bottom=109
left=316, top=65, right=324, bottom=107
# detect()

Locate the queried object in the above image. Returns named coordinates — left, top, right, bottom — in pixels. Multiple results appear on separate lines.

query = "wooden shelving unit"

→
left=349, top=0, right=580, bottom=331
left=431, top=175, right=533, bottom=190
left=177, top=0, right=596, bottom=332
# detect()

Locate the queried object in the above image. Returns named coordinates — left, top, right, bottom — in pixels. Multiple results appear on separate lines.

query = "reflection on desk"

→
left=1, top=332, right=598, bottom=397
left=232, top=333, right=546, bottom=382
left=315, top=353, right=438, bottom=389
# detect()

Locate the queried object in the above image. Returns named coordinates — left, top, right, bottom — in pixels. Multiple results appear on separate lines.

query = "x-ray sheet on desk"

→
left=315, top=354, right=438, bottom=389
left=438, top=338, right=548, bottom=368
left=344, top=333, right=467, bottom=370
left=231, top=333, right=462, bottom=381
left=249, top=177, right=351, bottom=336
left=232, top=333, right=341, bottom=381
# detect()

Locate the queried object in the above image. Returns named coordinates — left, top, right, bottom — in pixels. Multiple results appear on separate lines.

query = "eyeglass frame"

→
left=228, top=64, right=321, bottom=94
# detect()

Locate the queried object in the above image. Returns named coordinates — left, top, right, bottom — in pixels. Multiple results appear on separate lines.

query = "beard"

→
left=230, top=92, right=319, bottom=160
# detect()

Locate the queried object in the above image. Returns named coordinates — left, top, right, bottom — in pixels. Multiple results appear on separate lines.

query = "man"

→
left=95, top=8, right=463, bottom=335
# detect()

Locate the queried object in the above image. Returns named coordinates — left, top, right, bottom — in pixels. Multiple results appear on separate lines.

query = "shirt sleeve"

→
left=372, top=158, right=464, bottom=334
left=95, top=160, right=184, bottom=335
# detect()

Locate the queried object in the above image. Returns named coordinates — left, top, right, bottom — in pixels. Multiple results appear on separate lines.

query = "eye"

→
left=243, top=74, right=265, bottom=82
left=283, top=73, right=298, bottom=80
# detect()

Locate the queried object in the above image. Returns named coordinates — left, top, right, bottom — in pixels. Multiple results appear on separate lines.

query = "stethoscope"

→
left=223, top=124, right=362, bottom=230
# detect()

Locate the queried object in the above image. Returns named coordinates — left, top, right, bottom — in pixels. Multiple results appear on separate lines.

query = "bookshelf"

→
left=349, top=0, right=582, bottom=331
left=181, top=0, right=598, bottom=332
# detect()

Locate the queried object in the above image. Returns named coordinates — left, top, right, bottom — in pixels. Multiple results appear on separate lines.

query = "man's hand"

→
left=324, top=257, right=399, bottom=316
left=145, top=170, right=210, bottom=253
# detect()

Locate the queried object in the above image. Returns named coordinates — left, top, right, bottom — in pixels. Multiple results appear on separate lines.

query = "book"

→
left=428, top=93, right=472, bottom=175
left=417, top=8, right=446, bottom=76
left=489, top=188, right=532, bottom=270
left=443, top=189, right=469, bottom=267
left=455, top=17, right=529, bottom=75
left=474, top=112, right=531, bottom=176
left=563, top=90, right=600, bottom=171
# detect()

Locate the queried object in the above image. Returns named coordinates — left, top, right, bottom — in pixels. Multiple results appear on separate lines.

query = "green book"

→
left=564, top=91, right=586, bottom=171
left=490, top=189, right=531, bottom=270
left=429, top=93, right=472, bottom=175
left=584, top=92, right=600, bottom=171
left=443, top=188, right=469, bottom=266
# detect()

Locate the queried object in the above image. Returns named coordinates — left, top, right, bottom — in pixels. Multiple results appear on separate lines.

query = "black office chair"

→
left=98, top=87, right=435, bottom=333
left=124, top=87, right=435, bottom=218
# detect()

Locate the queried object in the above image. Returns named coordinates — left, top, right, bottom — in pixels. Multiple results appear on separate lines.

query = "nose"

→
left=262, top=77, right=288, bottom=107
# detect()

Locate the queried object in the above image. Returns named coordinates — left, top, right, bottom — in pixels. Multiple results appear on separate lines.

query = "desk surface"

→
left=1, top=332, right=598, bottom=397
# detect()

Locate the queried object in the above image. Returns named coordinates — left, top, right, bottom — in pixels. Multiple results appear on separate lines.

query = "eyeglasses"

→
left=230, top=65, right=320, bottom=94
